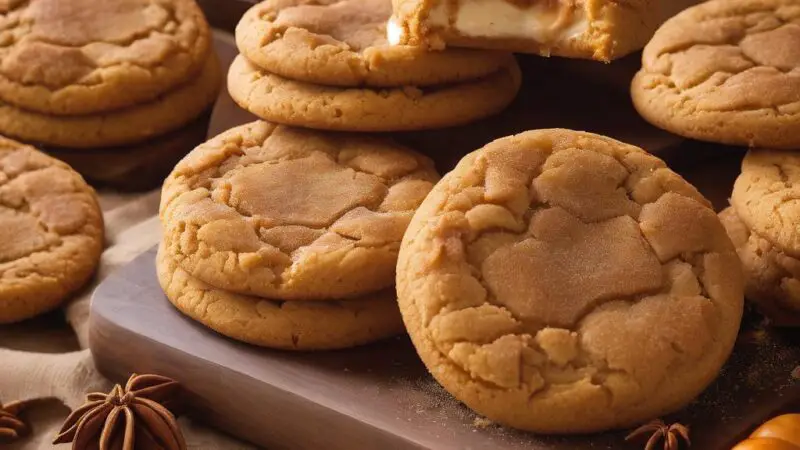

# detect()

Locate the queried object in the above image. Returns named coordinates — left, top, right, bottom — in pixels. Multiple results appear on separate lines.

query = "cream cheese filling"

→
left=389, top=0, right=589, bottom=45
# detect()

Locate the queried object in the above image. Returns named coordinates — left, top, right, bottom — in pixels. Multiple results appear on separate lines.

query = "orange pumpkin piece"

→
left=732, top=414, right=800, bottom=450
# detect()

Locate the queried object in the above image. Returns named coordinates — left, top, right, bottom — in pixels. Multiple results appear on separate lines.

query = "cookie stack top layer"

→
left=236, top=0, right=513, bottom=87
left=0, top=136, right=103, bottom=324
left=732, top=150, right=800, bottom=256
left=0, top=0, right=211, bottom=115
left=396, top=129, right=743, bottom=433
left=160, top=120, right=439, bottom=300
left=632, top=0, right=800, bottom=149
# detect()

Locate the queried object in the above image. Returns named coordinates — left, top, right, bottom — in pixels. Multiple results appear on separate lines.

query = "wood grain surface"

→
left=88, top=1, right=800, bottom=449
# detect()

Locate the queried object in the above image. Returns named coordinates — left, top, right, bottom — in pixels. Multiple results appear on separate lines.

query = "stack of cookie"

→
left=158, top=121, right=440, bottom=350
left=0, top=0, right=221, bottom=190
left=720, top=150, right=800, bottom=326
left=227, top=0, right=521, bottom=131
left=631, top=0, right=800, bottom=324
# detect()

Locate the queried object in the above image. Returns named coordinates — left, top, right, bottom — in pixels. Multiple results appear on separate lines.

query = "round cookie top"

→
left=0, top=137, right=104, bottom=324
left=236, top=0, right=513, bottom=87
left=157, top=245, right=404, bottom=350
left=0, top=0, right=211, bottom=115
left=161, top=120, right=439, bottom=300
left=732, top=149, right=800, bottom=257
left=631, top=0, right=800, bottom=149
left=396, top=129, right=744, bottom=433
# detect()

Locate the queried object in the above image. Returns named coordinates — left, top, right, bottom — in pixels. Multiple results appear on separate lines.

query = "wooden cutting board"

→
left=89, top=238, right=800, bottom=450
left=88, top=1, right=800, bottom=449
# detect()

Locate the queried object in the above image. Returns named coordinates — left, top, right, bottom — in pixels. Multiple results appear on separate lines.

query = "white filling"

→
left=428, top=0, right=589, bottom=43
left=387, top=17, right=403, bottom=45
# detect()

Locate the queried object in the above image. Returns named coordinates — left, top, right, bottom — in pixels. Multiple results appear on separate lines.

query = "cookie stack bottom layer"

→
left=228, top=55, right=521, bottom=132
left=0, top=55, right=222, bottom=150
left=157, top=245, right=404, bottom=350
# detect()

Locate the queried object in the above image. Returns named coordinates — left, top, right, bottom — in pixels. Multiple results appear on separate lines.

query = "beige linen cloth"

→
left=0, top=188, right=255, bottom=449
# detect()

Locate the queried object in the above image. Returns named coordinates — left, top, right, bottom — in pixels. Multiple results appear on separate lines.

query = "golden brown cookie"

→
left=732, top=149, right=800, bottom=257
left=0, top=54, right=221, bottom=149
left=160, top=120, right=439, bottom=300
left=227, top=55, right=521, bottom=132
left=156, top=245, right=405, bottom=350
left=390, top=0, right=699, bottom=61
left=631, top=0, right=800, bottom=149
left=236, top=0, right=513, bottom=87
left=0, top=0, right=211, bottom=115
left=396, top=129, right=744, bottom=433
left=0, top=137, right=104, bottom=324
left=719, top=207, right=800, bottom=326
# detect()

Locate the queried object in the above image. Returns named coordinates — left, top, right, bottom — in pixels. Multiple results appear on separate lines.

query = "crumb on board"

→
left=473, top=417, right=493, bottom=428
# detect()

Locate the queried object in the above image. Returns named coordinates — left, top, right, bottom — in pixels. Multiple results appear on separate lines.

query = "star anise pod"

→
left=0, top=400, right=30, bottom=443
left=53, top=373, right=185, bottom=450
left=626, top=419, right=691, bottom=450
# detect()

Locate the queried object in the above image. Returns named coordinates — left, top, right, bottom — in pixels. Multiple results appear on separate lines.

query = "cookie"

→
left=0, top=0, right=211, bottom=115
left=236, top=0, right=512, bottom=87
left=227, top=55, right=521, bottom=131
left=0, top=137, right=104, bottom=324
left=389, top=0, right=699, bottom=61
left=156, top=244, right=405, bottom=350
left=160, top=120, right=439, bottom=300
left=732, top=149, right=800, bottom=257
left=0, top=54, right=221, bottom=149
left=631, top=0, right=800, bottom=149
left=396, top=129, right=744, bottom=433
left=720, top=207, right=800, bottom=326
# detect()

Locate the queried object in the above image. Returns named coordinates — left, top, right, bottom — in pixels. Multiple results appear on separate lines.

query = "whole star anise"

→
left=626, top=419, right=691, bottom=450
left=0, top=400, right=30, bottom=443
left=54, top=373, right=185, bottom=450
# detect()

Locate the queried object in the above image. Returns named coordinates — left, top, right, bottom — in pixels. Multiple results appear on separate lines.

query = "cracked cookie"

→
left=0, top=0, right=211, bottom=115
left=160, top=120, right=439, bottom=300
left=389, top=0, right=699, bottom=61
left=0, top=54, right=221, bottom=148
left=227, top=54, right=521, bottom=131
left=396, top=129, right=744, bottom=433
left=0, top=137, right=103, bottom=324
left=236, top=0, right=512, bottom=87
left=156, top=244, right=404, bottom=350
left=631, top=0, right=800, bottom=149
left=732, top=149, right=800, bottom=258
left=720, top=207, right=800, bottom=326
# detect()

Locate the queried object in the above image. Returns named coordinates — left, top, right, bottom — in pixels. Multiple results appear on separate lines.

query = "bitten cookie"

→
left=160, top=120, right=439, bottom=300
left=0, top=55, right=222, bottom=148
left=390, top=0, right=699, bottom=61
left=227, top=55, right=521, bottom=132
left=0, top=137, right=104, bottom=324
left=631, top=0, right=800, bottom=149
left=732, top=150, right=800, bottom=257
left=0, top=0, right=211, bottom=115
left=720, top=207, right=800, bottom=326
left=396, top=129, right=744, bottom=433
left=236, top=0, right=512, bottom=87
left=157, top=245, right=405, bottom=350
